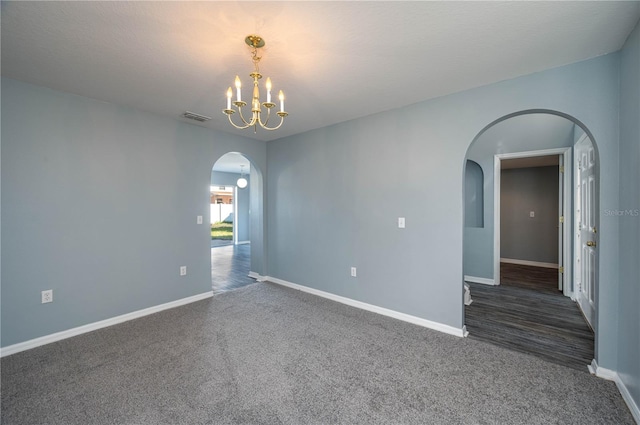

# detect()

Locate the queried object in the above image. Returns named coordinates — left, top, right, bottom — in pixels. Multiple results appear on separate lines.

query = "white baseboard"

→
left=590, top=359, right=640, bottom=423
left=266, top=276, right=466, bottom=338
left=618, top=375, right=640, bottom=424
left=464, top=275, right=496, bottom=285
left=236, top=240, right=250, bottom=245
left=589, top=359, right=616, bottom=379
left=248, top=271, right=267, bottom=282
left=500, top=258, right=559, bottom=269
left=0, top=291, right=213, bottom=358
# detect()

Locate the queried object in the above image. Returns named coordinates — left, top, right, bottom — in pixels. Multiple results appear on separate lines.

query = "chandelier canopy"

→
left=223, top=35, right=288, bottom=132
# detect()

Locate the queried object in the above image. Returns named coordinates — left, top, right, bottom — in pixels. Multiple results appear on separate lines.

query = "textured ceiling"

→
left=2, top=1, right=639, bottom=142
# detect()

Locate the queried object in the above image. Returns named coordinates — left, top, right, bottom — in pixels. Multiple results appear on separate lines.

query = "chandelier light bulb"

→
left=266, top=77, right=272, bottom=103
left=234, top=76, right=242, bottom=102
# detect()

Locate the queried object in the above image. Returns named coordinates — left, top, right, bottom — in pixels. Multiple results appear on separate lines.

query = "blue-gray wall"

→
left=464, top=114, right=574, bottom=279
left=464, top=161, right=484, bottom=228
left=267, top=53, right=622, bottom=370
left=617, top=19, right=640, bottom=414
left=237, top=180, right=250, bottom=242
left=1, top=78, right=267, bottom=347
left=500, top=166, right=559, bottom=264
left=249, top=166, right=265, bottom=275
left=210, top=170, right=250, bottom=242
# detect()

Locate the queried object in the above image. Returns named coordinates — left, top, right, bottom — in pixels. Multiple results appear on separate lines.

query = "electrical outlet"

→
left=351, top=267, right=357, bottom=277
left=180, top=266, right=187, bottom=276
left=530, top=211, right=535, bottom=218
left=197, top=215, right=203, bottom=224
left=398, top=217, right=406, bottom=228
left=41, top=289, right=53, bottom=304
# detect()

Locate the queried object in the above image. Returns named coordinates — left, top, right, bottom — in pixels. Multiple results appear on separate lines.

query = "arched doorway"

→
left=210, top=152, right=264, bottom=294
left=462, top=110, right=599, bottom=371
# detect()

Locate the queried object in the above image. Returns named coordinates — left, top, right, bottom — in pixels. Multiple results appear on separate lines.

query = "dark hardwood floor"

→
left=211, top=244, right=256, bottom=294
left=465, top=263, right=594, bottom=372
left=499, top=263, right=560, bottom=294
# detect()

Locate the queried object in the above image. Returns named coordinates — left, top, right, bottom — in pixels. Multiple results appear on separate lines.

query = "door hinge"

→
left=559, top=266, right=564, bottom=273
left=559, top=216, right=564, bottom=223
left=560, top=165, right=565, bottom=173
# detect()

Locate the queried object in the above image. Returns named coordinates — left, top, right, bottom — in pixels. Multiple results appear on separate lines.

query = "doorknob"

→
left=586, top=241, right=596, bottom=247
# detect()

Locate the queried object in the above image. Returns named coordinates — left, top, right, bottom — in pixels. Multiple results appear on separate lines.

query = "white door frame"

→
left=557, top=162, right=564, bottom=292
left=233, top=186, right=239, bottom=245
left=493, top=147, right=573, bottom=297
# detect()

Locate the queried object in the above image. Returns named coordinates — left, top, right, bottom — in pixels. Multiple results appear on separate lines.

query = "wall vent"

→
left=182, top=111, right=212, bottom=122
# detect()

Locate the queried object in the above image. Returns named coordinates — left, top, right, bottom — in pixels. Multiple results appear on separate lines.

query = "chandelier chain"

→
left=251, top=47, right=261, bottom=74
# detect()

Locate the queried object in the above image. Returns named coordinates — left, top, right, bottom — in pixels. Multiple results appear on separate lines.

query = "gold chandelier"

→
left=223, top=35, right=288, bottom=132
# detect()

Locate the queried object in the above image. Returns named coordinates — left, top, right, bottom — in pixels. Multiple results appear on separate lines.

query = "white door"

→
left=557, top=155, right=564, bottom=291
left=574, top=136, right=597, bottom=328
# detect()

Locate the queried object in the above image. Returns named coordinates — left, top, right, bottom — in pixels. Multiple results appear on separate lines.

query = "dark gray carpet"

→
left=1, top=282, right=634, bottom=424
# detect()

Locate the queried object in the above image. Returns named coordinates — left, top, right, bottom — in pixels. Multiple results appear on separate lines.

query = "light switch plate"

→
left=197, top=215, right=203, bottom=224
left=398, top=217, right=406, bottom=228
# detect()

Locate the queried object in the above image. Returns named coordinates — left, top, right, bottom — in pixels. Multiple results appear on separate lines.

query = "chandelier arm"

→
left=226, top=113, right=253, bottom=130
left=236, top=106, right=252, bottom=126
left=239, top=107, right=261, bottom=127
left=259, top=107, right=272, bottom=127
left=258, top=114, right=286, bottom=131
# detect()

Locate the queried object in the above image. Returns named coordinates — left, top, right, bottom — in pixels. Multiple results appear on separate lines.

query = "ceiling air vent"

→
left=182, top=111, right=212, bottom=122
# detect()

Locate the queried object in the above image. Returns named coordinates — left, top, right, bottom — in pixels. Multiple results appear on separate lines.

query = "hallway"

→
left=465, top=263, right=594, bottom=372
left=211, top=244, right=256, bottom=294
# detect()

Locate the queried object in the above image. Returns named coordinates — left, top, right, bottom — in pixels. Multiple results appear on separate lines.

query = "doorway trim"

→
left=233, top=185, right=239, bottom=245
left=493, top=147, right=573, bottom=297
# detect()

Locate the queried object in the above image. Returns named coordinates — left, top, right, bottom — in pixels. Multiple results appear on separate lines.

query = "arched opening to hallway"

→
left=462, top=111, right=599, bottom=371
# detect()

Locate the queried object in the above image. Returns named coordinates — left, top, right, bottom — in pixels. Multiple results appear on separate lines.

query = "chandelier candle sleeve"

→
left=226, top=87, right=232, bottom=110
left=279, top=90, right=284, bottom=112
